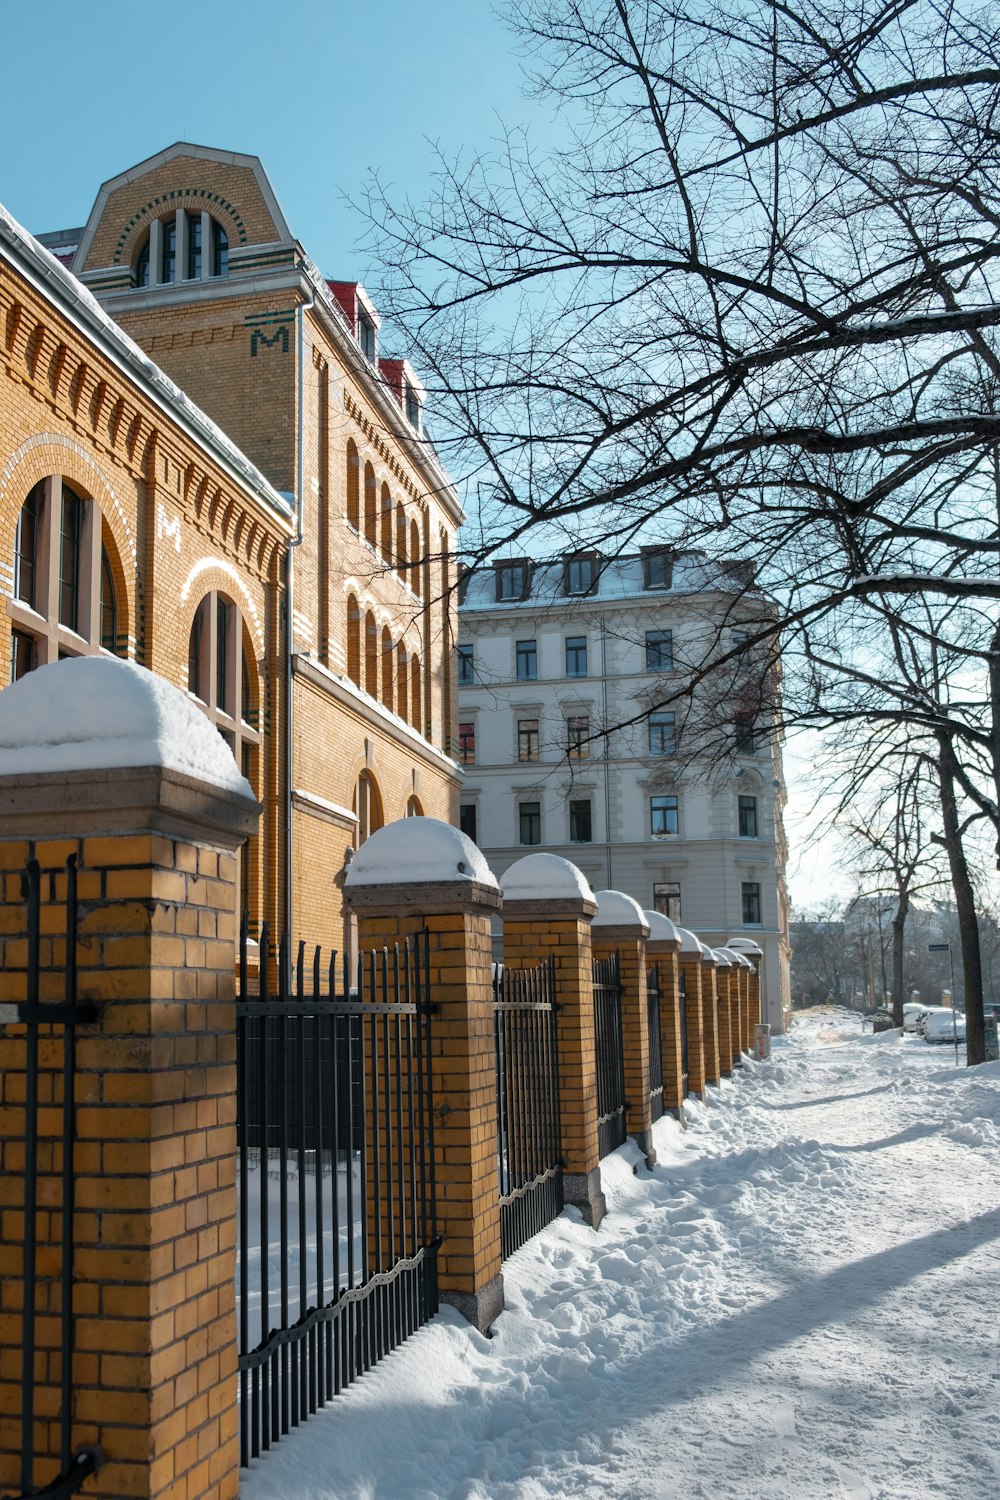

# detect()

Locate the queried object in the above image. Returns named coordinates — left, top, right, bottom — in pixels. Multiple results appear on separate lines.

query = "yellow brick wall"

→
left=0, top=832, right=241, bottom=1500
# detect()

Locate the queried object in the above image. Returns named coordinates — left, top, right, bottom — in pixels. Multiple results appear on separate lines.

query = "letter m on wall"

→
left=250, top=326, right=290, bottom=356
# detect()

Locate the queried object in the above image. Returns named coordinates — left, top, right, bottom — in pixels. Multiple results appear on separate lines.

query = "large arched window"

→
left=135, top=210, right=229, bottom=289
left=381, top=627, right=394, bottom=711
left=380, top=484, right=393, bottom=565
left=187, top=591, right=260, bottom=769
left=410, top=655, right=422, bottom=733
left=354, top=770, right=384, bottom=846
left=409, top=518, right=421, bottom=596
left=395, top=504, right=407, bottom=579
left=364, top=610, right=378, bottom=697
left=346, top=440, right=360, bottom=529
left=396, top=643, right=408, bottom=723
left=364, top=463, right=377, bottom=547
left=346, top=595, right=361, bottom=686
left=8, top=475, right=125, bottom=684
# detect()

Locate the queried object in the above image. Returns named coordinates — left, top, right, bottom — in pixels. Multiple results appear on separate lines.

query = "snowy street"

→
left=241, top=1012, right=1000, bottom=1500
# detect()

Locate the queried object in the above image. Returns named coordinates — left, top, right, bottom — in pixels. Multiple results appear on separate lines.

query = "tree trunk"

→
left=937, top=732, right=985, bottom=1065
left=891, top=889, right=909, bottom=1027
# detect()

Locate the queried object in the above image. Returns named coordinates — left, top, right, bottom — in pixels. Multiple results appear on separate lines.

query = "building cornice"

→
left=292, top=654, right=461, bottom=781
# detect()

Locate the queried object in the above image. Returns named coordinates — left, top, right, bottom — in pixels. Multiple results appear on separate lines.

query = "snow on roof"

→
left=460, top=552, right=752, bottom=611
left=345, top=817, right=498, bottom=889
left=718, top=946, right=753, bottom=968
left=500, top=853, right=594, bottom=904
left=0, top=199, right=290, bottom=521
left=593, top=889, right=649, bottom=930
left=0, top=657, right=254, bottom=796
left=711, top=948, right=734, bottom=967
left=643, top=910, right=681, bottom=946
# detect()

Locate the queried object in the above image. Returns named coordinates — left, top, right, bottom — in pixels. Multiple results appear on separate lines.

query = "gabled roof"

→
left=72, top=142, right=294, bottom=272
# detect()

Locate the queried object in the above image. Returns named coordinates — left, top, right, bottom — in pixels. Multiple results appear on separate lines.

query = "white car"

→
left=914, top=1004, right=952, bottom=1037
left=903, top=1002, right=926, bottom=1033
left=924, top=1009, right=966, bottom=1044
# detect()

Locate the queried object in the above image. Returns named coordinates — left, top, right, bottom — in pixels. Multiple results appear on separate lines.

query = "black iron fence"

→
left=237, top=926, right=439, bottom=1467
left=592, top=952, right=627, bottom=1157
left=493, top=958, right=563, bottom=1259
left=646, top=965, right=664, bottom=1123
left=1, top=860, right=100, bottom=1500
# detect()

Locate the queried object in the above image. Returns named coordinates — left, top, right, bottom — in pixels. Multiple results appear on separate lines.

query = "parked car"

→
left=913, top=1005, right=953, bottom=1037
left=903, top=1003, right=926, bottom=1033
left=924, top=1009, right=966, bottom=1044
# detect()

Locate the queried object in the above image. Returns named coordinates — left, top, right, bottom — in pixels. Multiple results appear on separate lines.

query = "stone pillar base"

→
left=630, top=1129, right=657, bottom=1168
left=563, top=1167, right=607, bottom=1229
left=442, top=1273, right=505, bottom=1335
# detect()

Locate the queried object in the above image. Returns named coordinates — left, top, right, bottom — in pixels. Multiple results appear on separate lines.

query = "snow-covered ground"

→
left=241, top=1011, right=1000, bottom=1499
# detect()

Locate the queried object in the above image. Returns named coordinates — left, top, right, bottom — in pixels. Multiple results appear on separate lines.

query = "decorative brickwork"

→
left=715, top=964, right=734, bottom=1077
left=701, top=958, right=722, bottom=1086
left=678, top=954, right=708, bottom=1092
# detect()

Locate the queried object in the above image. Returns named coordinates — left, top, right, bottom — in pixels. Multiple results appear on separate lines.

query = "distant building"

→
left=457, top=548, right=791, bottom=1026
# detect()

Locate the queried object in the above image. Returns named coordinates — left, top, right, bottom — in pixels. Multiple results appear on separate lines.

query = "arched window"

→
left=406, top=795, right=424, bottom=817
left=380, top=483, right=393, bottom=564
left=8, top=475, right=126, bottom=684
left=186, top=590, right=261, bottom=768
left=381, top=627, right=394, bottom=711
left=395, top=504, right=407, bottom=579
left=410, top=518, right=421, bottom=595
left=410, top=655, right=422, bottom=734
left=346, top=595, right=361, bottom=685
left=364, top=463, right=377, bottom=547
left=354, top=770, right=384, bottom=846
left=346, top=439, right=360, bottom=529
left=364, top=610, right=378, bottom=697
left=396, top=643, right=408, bottom=723
left=135, top=210, right=230, bottom=289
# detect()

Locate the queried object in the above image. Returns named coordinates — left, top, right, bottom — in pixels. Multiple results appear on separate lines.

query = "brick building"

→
left=1, top=143, right=463, bottom=951
left=457, top=551, right=792, bottom=1026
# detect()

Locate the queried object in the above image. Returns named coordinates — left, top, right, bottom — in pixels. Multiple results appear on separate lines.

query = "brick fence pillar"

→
left=676, top=928, right=708, bottom=1097
left=714, top=952, right=736, bottom=1076
left=699, top=947, right=722, bottom=1089
left=0, top=657, right=258, bottom=1500
left=735, top=955, right=753, bottom=1052
left=499, top=854, right=605, bottom=1228
left=591, top=891, right=654, bottom=1165
left=642, top=911, right=684, bottom=1118
left=729, top=939, right=764, bottom=1045
left=343, top=818, right=504, bottom=1333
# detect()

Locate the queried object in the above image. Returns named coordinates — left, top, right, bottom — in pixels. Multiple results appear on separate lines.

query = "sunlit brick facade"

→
left=2, top=143, right=462, bottom=952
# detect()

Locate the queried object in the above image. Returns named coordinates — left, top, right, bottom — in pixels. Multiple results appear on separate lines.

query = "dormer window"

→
left=405, top=382, right=421, bottom=432
left=358, top=310, right=376, bottom=362
left=495, top=560, right=529, bottom=602
left=564, top=553, right=599, bottom=595
left=642, top=548, right=673, bottom=590
left=135, top=211, right=229, bottom=289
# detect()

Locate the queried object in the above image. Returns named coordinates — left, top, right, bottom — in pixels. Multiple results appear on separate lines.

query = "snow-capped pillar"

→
left=0, top=658, right=260, bottom=1500
left=643, top=911, right=686, bottom=1117
left=712, top=947, right=735, bottom=1076
left=344, top=818, right=504, bottom=1333
left=699, top=949, right=722, bottom=1088
left=592, top=891, right=656, bottom=1165
left=500, top=855, right=606, bottom=1228
left=675, top=929, right=708, bottom=1094
left=728, top=940, right=764, bottom=1039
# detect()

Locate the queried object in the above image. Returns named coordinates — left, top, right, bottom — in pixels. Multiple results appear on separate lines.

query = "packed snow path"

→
left=241, top=1012, right=1000, bottom=1499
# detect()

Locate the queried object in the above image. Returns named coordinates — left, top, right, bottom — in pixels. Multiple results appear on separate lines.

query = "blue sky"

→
left=0, top=0, right=543, bottom=279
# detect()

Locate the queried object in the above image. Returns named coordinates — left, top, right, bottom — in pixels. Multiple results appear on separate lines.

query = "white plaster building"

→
left=457, top=548, right=791, bottom=1027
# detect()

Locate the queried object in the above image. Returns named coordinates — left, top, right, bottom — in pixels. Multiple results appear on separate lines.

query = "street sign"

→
left=928, top=943, right=950, bottom=952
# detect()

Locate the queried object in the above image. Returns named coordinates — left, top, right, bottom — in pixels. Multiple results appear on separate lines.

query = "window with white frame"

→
left=653, top=881, right=681, bottom=920
left=741, top=881, right=762, bottom=925
left=650, top=794, right=679, bottom=835
left=647, top=709, right=676, bottom=756
left=738, top=794, right=759, bottom=837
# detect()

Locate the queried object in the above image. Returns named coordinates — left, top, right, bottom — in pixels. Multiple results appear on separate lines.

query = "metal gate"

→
left=0, top=859, right=100, bottom=1500
left=646, top=964, right=664, bottom=1122
left=237, top=926, right=439, bottom=1466
left=493, top=958, right=562, bottom=1259
left=592, top=952, right=627, bottom=1157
